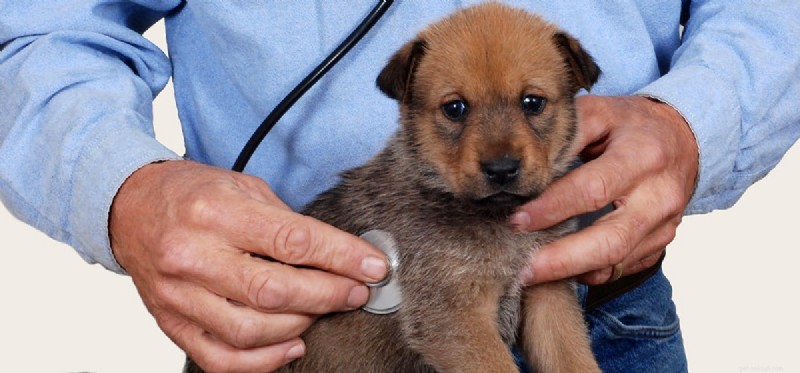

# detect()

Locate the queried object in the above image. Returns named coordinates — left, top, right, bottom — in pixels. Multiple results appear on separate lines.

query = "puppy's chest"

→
left=393, top=219, right=537, bottom=285
left=391, top=221, right=534, bottom=345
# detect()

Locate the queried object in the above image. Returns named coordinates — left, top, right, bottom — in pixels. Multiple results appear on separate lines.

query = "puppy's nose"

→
left=481, top=157, right=521, bottom=186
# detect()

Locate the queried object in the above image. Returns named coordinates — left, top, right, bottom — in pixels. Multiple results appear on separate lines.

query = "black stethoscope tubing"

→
left=232, top=0, right=394, bottom=172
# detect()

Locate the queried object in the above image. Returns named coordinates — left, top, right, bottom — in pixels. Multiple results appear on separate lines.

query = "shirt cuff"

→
left=636, top=64, right=742, bottom=215
left=71, top=115, right=180, bottom=274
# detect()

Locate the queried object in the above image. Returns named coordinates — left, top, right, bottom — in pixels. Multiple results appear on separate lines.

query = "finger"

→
left=251, top=212, right=389, bottom=283
left=156, top=279, right=314, bottom=349
left=528, top=196, right=659, bottom=284
left=158, top=311, right=306, bottom=373
left=528, top=222, right=628, bottom=284
left=181, top=247, right=371, bottom=314
left=511, top=145, right=649, bottom=233
left=579, top=216, right=676, bottom=284
left=186, top=197, right=389, bottom=284
left=577, top=249, right=664, bottom=285
left=623, top=249, right=664, bottom=278
left=530, top=181, right=679, bottom=284
left=578, top=266, right=614, bottom=286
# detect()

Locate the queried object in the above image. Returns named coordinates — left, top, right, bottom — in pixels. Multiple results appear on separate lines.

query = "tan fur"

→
left=521, top=282, right=601, bottom=373
left=186, top=3, right=601, bottom=372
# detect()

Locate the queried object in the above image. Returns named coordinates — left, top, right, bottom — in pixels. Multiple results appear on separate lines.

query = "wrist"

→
left=109, top=159, right=189, bottom=269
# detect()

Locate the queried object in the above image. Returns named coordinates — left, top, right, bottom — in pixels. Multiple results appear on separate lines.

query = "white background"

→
left=1, top=21, right=798, bottom=373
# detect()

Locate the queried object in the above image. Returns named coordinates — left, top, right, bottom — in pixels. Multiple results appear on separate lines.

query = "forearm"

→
left=636, top=0, right=800, bottom=214
left=0, top=1, right=182, bottom=272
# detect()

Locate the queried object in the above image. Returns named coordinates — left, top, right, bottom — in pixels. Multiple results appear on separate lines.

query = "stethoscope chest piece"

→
left=359, top=229, right=402, bottom=315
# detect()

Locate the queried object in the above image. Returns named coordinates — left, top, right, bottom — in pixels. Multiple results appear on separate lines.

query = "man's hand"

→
left=109, top=160, right=389, bottom=373
left=512, top=95, right=699, bottom=285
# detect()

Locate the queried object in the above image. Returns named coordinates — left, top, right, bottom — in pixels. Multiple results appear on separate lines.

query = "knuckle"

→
left=151, top=309, right=181, bottom=335
left=581, top=270, right=611, bottom=286
left=272, top=219, right=314, bottom=264
left=184, top=192, right=224, bottom=228
left=662, top=189, right=687, bottom=216
left=195, top=353, right=235, bottom=373
left=248, top=268, right=289, bottom=311
left=643, top=254, right=662, bottom=269
left=582, top=172, right=612, bottom=211
left=243, top=174, right=274, bottom=194
left=151, top=283, right=182, bottom=311
left=640, top=141, right=669, bottom=171
left=625, top=207, right=648, bottom=228
left=657, top=226, right=678, bottom=248
left=229, top=316, right=264, bottom=349
left=601, top=224, right=631, bottom=265
left=238, top=173, right=267, bottom=187
left=155, top=236, right=199, bottom=276
left=233, top=173, right=265, bottom=191
left=316, top=282, right=346, bottom=310
left=539, top=254, right=572, bottom=281
left=634, top=252, right=663, bottom=274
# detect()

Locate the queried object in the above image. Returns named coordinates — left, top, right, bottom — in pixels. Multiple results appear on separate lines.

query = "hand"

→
left=109, top=160, right=389, bottom=373
left=512, top=95, right=699, bottom=285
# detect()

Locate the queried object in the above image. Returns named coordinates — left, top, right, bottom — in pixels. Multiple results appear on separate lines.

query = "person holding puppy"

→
left=1, top=2, right=798, bottom=373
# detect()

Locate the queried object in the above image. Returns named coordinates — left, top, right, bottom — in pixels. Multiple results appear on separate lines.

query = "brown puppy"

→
left=187, top=3, right=601, bottom=372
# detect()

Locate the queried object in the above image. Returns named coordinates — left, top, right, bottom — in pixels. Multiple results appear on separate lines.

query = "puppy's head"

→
left=377, top=3, right=600, bottom=213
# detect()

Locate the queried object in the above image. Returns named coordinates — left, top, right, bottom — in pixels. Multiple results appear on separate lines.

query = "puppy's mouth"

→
left=474, top=191, right=532, bottom=209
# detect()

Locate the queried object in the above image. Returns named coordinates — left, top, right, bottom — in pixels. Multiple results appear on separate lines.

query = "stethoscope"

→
left=231, top=0, right=402, bottom=314
left=231, top=0, right=394, bottom=173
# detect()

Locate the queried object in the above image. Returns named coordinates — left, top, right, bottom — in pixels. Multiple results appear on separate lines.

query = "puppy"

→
left=187, top=3, right=601, bottom=372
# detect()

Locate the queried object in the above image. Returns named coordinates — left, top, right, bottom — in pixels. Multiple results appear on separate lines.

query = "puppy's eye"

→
left=521, top=95, right=547, bottom=116
left=441, top=100, right=469, bottom=122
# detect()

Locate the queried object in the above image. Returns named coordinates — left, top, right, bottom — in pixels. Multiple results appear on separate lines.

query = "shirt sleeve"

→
left=636, top=0, right=800, bottom=215
left=0, top=1, right=183, bottom=273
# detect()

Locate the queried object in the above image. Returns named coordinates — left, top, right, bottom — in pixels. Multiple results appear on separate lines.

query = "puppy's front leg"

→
left=519, top=281, right=601, bottom=373
left=403, top=284, right=519, bottom=373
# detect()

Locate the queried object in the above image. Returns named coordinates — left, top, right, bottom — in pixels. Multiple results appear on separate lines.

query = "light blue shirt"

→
left=2, top=1, right=799, bottom=273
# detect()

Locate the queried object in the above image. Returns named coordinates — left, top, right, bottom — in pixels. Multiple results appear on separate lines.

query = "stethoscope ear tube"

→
left=232, top=0, right=394, bottom=172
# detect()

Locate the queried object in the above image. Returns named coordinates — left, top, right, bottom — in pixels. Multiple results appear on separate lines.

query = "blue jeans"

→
left=516, top=268, right=687, bottom=372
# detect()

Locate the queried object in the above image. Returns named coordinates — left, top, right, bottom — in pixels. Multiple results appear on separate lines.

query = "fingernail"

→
left=285, top=342, right=306, bottom=362
left=347, top=285, right=370, bottom=309
left=361, top=256, right=389, bottom=282
left=509, top=212, right=531, bottom=233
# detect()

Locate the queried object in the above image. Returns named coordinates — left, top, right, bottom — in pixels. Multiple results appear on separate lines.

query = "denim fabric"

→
left=515, top=269, right=686, bottom=372
left=583, top=269, right=687, bottom=373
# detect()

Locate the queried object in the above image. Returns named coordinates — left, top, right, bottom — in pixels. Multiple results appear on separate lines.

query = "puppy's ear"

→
left=376, top=40, right=427, bottom=102
left=553, top=32, right=601, bottom=92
